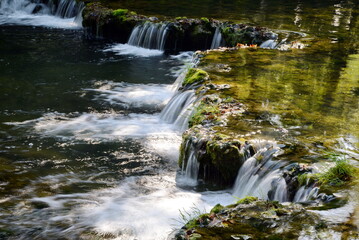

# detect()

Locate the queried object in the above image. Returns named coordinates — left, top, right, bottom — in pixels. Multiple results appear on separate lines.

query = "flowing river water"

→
left=0, top=0, right=358, bottom=239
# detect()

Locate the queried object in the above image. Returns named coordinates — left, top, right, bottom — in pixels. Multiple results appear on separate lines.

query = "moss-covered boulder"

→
left=173, top=198, right=347, bottom=240
left=180, top=94, right=248, bottom=186
left=82, top=3, right=145, bottom=41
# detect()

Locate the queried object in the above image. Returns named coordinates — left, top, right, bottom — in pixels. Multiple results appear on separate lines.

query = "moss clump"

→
left=236, top=196, right=258, bottom=204
left=297, top=173, right=316, bottom=186
left=176, top=16, right=187, bottom=20
left=185, top=214, right=210, bottom=229
left=182, top=68, right=209, bottom=87
left=188, top=102, right=220, bottom=127
left=318, top=158, right=357, bottom=186
left=210, top=204, right=224, bottom=214
left=112, top=9, right=129, bottom=17
left=200, top=17, right=209, bottom=23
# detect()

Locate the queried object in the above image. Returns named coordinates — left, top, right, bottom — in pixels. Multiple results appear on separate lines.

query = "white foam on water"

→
left=27, top=112, right=178, bottom=140
left=166, top=51, right=195, bottom=77
left=310, top=201, right=356, bottom=224
left=86, top=82, right=176, bottom=109
left=104, top=44, right=164, bottom=57
left=0, top=12, right=81, bottom=28
left=31, top=174, right=234, bottom=240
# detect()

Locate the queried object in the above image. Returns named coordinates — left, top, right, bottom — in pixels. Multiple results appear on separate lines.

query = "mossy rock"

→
left=175, top=199, right=346, bottom=240
left=236, top=196, right=258, bottom=204
left=182, top=68, right=209, bottom=87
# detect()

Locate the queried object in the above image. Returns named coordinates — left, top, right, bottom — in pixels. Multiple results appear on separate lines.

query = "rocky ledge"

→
left=82, top=3, right=276, bottom=52
left=171, top=197, right=359, bottom=240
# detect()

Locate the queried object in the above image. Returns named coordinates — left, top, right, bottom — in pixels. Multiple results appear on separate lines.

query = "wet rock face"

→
left=173, top=199, right=330, bottom=240
left=82, top=3, right=139, bottom=42
left=180, top=129, right=246, bottom=187
left=177, top=89, right=250, bottom=187
left=82, top=3, right=275, bottom=52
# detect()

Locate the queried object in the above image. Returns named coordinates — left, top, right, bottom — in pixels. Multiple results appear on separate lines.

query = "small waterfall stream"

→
left=0, top=0, right=82, bottom=18
left=232, top=146, right=288, bottom=202
left=0, top=0, right=83, bottom=28
left=210, top=27, right=224, bottom=49
left=259, top=39, right=278, bottom=49
left=128, top=22, right=170, bottom=50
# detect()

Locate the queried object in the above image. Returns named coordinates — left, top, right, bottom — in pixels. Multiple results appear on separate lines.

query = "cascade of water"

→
left=293, top=185, right=319, bottom=202
left=54, top=0, right=82, bottom=18
left=183, top=150, right=200, bottom=182
left=160, top=90, right=197, bottom=130
left=260, top=39, right=278, bottom=49
left=210, top=27, right=224, bottom=49
left=128, top=22, right=169, bottom=50
left=0, top=0, right=45, bottom=14
left=0, top=0, right=81, bottom=18
left=232, top=141, right=289, bottom=202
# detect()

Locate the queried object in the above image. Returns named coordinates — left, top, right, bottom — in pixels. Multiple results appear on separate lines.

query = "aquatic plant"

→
left=317, top=157, right=357, bottom=187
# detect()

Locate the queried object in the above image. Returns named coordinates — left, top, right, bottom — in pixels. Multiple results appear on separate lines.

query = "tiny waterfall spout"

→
left=183, top=149, right=200, bottom=183
left=210, top=27, right=224, bottom=49
left=232, top=140, right=289, bottom=202
left=128, top=22, right=170, bottom=50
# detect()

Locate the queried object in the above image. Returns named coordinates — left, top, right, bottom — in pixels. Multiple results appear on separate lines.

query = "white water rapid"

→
left=0, top=0, right=83, bottom=28
left=4, top=51, right=237, bottom=239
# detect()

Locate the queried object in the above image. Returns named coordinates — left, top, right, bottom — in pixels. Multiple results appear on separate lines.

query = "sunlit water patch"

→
left=85, top=81, right=178, bottom=111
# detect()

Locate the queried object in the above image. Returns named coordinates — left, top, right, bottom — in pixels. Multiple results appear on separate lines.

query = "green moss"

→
left=112, top=9, right=129, bottom=17
left=176, top=16, right=187, bottom=20
left=200, top=17, right=209, bottom=23
left=188, top=102, right=220, bottom=127
left=210, top=204, right=224, bottom=214
left=297, top=173, right=317, bottom=186
left=236, top=196, right=258, bottom=204
left=185, top=214, right=210, bottom=229
left=189, top=233, right=202, bottom=240
left=317, top=158, right=357, bottom=186
left=182, top=68, right=209, bottom=87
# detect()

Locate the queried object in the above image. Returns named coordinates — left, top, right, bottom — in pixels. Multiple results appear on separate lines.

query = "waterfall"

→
left=54, top=0, right=83, bottom=18
left=260, top=39, right=278, bottom=49
left=293, top=186, right=319, bottom=202
left=0, top=0, right=82, bottom=19
left=210, top=27, right=224, bottom=49
left=160, top=90, right=197, bottom=130
left=128, top=22, right=170, bottom=50
left=183, top=150, right=200, bottom=184
left=232, top=140, right=289, bottom=202
left=232, top=148, right=288, bottom=202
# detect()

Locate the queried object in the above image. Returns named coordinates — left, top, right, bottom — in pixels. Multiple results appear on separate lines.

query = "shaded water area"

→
left=0, top=0, right=359, bottom=239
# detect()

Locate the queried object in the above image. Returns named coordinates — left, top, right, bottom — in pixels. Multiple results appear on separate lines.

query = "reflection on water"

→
left=0, top=0, right=358, bottom=239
